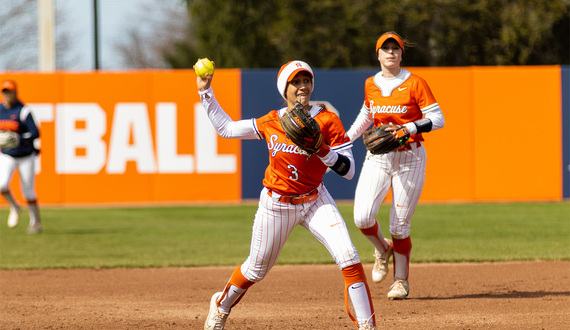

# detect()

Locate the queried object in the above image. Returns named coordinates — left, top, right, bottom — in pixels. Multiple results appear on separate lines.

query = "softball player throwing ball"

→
left=0, top=80, right=42, bottom=234
left=196, top=60, right=377, bottom=329
left=347, top=32, right=445, bottom=299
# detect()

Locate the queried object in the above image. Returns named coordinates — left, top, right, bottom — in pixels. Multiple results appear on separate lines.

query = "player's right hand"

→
left=196, top=61, right=215, bottom=92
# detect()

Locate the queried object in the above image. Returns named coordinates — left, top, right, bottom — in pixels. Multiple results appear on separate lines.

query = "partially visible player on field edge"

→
left=197, top=60, right=377, bottom=329
left=0, top=80, right=42, bottom=234
left=347, top=32, right=445, bottom=299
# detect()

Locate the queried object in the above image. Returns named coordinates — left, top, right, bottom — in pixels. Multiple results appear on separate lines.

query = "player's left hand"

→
left=280, top=101, right=323, bottom=155
left=362, top=124, right=410, bottom=154
left=385, top=125, right=410, bottom=140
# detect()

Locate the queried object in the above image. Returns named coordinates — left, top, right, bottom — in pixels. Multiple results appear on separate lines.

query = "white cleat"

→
left=204, top=292, right=229, bottom=330
left=27, top=223, right=43, bottom=235
left=372, top=239, right=393, bottom=283
left=7, top=207, right=21, bottom=228
left=387, top=278, right=409, bottom=300
left=359, top=317, right=377, bottom=330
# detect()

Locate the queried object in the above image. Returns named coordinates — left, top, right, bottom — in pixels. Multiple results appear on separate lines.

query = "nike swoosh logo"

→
left=331, top=223, right=341, bottom=227
left=398, top=87, right=408, bottom=91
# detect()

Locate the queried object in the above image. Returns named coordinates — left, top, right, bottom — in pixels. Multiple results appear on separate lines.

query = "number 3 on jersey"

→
left=287, top=164, right=299, bottom=181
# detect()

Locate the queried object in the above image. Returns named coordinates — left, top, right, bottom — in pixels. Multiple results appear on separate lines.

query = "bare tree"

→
left=0, top=0, right=38, bottom=70
left=0, top=0, right=77, bottom=71
left=116, top=1, right=193, bottom=69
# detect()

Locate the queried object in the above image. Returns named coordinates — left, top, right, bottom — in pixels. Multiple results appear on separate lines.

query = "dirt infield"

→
left=1, top=261, right=569, bottom=329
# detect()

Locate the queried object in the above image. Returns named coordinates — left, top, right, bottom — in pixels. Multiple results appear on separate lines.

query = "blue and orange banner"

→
left=0, top=65, right=567, bottom=205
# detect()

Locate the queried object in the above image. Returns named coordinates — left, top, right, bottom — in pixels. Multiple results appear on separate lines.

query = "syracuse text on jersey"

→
left=369, top=100, right=408, bottom=114
left=267, top=134, right=309, bottom=157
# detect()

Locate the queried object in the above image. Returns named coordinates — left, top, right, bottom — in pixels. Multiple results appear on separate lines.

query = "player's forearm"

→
left=424, top=105, right=445, bottom=131
left=319, top=146, right=355, bottom=180
left=198, top=87, right=258, bottom=139
left=22, top=107, right=40, bottom=140
left=347, top=104, right=373, bottom=142
left=403, top=104, right=445, bottom=135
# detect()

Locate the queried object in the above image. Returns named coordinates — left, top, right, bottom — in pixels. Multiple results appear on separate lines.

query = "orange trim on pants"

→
left=392, top=237, right=412, bottom=280
left=358, top=222, right=389, bottom=253
left=219, top=266, right=255, bottom=307
left=359, top=222, right=378, bottom=236
left=341, top=263, right=375, bottom=327
left=359, top=221, right=390, bottom=253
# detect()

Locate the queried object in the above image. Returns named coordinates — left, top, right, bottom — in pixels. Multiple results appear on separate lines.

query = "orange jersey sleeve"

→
left=255, top=107, right=350, bottom=195
left=364, top=72, right=437, bottom=142
left=314, top=109, right=352, bottom=150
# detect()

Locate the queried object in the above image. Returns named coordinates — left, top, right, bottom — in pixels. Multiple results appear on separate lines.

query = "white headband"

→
left=277, top=60, right=314, bottom=100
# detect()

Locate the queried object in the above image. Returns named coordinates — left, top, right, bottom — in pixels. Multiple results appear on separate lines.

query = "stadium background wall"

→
left=0, top=66, right=567, bottom=205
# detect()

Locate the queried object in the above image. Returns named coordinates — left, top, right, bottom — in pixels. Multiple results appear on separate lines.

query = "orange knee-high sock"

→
left=359, top=222, right=390, bottom=253
left=341, top=263, right=375, bottom=327
left=219, top=266, right=255, bottom=308
left=392, top=237, right=412, bottom=280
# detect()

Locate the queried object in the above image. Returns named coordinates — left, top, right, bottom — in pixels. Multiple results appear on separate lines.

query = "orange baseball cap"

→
left=1, top=80, right=17, bottom=92
left=375, top=33, right=404, bottom=54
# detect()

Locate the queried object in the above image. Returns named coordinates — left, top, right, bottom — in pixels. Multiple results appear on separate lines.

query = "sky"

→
left=0, top=0, right=187, bottom=71
left=60, top=0, right=187, bottom=70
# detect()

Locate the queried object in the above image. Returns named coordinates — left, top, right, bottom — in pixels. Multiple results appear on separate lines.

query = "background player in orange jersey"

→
left=197, top=60, right=376, bottom=330
left=347, top=32, right=445, bottom=300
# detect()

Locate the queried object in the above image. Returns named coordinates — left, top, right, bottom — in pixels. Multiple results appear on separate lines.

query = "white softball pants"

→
left=353, top=144, right=427, bottom=239
left=0, top=153, right=37, bottom=200
left=241, top=184, right=362, bottom=282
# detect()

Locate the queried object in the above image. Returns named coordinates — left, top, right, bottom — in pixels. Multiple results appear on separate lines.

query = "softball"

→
left=194, top=58, right=214, bottom=78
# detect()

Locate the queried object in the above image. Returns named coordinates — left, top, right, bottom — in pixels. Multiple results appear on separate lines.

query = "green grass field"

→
left=0, top=202, right=568, bottom=270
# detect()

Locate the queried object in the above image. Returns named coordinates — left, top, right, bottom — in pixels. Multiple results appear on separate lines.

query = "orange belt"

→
left=397, top=141, right=421, bottom=151
left=267, top=189, right=319, bottom=204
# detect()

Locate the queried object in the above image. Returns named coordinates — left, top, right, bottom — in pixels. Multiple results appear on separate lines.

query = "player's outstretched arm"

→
left=198, top=88, right=259, bottom=140
left=347, top=103, right=373, bottom=142
left=195, top=60, right=258, bottom=140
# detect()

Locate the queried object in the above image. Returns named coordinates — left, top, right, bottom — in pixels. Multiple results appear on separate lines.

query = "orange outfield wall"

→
left=0, top=66, right=564, bottom=205
left=0, top=70, right=242, bottom=205
left=407, top=65, right=562, bottom=201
